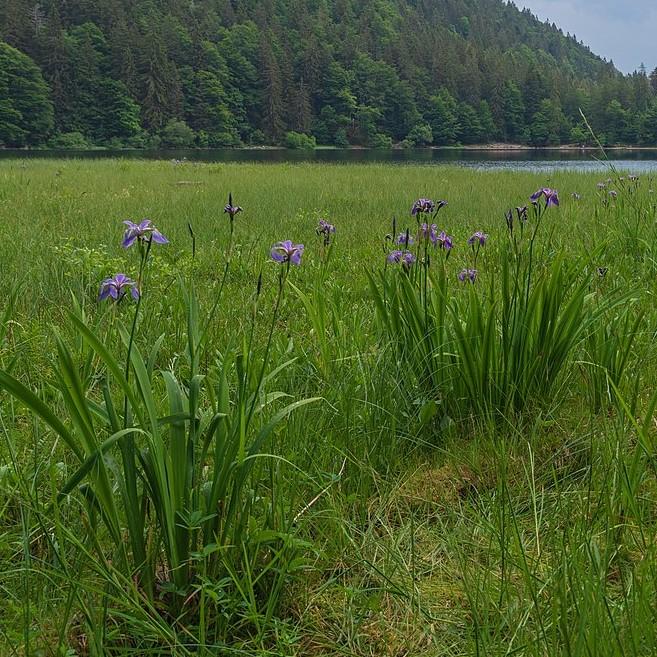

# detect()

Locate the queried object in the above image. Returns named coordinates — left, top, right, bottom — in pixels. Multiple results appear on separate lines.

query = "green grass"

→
left=1, top=159, right=657, bottom=656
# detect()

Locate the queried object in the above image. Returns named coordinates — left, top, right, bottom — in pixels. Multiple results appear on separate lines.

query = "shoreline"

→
left=4, top=144, right=657, bottom=154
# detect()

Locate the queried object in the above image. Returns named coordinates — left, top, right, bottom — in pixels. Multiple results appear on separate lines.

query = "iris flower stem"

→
left=525, top=203, right=545, bottom=311
left=244, top=265, right=287, bottom=448
left=120, top=236, right=152, bottom=599
left=196, top=222, right=235, bottom=370
left=124, top=238, right=152, bottom=419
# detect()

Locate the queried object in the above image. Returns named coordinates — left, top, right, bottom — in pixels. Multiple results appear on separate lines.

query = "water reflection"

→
left=2, top=147, right=657, bottom=171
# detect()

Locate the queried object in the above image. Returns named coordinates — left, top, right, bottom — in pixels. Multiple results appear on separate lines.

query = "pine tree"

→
left=502, top=81, right=526, bottom=143
left=0, top=41, right=53, bottom=146
left=426, top=89, right=459, bottom=145
left=258, top=37, right=284, bottom=141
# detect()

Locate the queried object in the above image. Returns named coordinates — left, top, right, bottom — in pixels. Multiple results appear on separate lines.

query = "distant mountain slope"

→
left=1, top=0, right=656, bottom=148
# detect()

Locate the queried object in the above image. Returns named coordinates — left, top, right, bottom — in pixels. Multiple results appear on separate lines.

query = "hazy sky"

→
left=519, top=0, right=656, bottom=74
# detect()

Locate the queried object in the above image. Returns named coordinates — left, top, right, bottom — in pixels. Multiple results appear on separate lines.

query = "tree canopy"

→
left=0, top=0, right=655, bottom=148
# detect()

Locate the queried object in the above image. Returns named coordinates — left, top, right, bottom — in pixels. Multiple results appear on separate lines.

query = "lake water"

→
left=2, top=147, right=657, bottom=172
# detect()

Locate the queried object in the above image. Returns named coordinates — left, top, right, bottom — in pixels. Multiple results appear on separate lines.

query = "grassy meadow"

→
left=1, top=158, right=657, bottom=656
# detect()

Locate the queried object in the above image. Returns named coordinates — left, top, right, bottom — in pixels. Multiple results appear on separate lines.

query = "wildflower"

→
left=122, top=219, right=169, bottom=248
left=629, top=174, right=639, bottom=182
left=530, top=188, right=559, bottom=207
left=224, top=193, right=243, bottom=220
left=516, top=206, right=528, bottom=221
left=316, top=218, right=336, bottom=246
left=387, top=250, right=416, bottom=268
left=436, top=230, right=453, bottom=250
left=411, top=198, right=435, bottom=216
left=458, top=268, right=478, bottom=284
left=99, top=273, right=139, bottom=302
left=468, top=231, right=488, bottom=247
left=271, top=240, right=304, bottom=266
left=317, top=218, right=336, bottom=235
left=597, top=182, right=606, bottom=190
left=609, top=190, right=618, bottom=199
left=572, top=192, right=581, bottom=200
left=418, top=222, right=438, bottom=245
left=396, top=232, right=414, bottom=246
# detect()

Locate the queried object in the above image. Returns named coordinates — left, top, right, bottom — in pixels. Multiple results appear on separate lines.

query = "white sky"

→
left=519, top=0, right=656, bottom=73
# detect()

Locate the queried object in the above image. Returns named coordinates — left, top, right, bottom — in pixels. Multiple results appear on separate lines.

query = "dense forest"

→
left=1, top=0, right=657, bottom=149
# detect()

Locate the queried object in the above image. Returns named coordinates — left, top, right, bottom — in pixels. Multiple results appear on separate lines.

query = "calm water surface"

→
left=2, top=147, right=657, bottom=172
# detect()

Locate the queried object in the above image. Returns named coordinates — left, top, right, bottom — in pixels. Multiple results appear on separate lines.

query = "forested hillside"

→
left=1, top=0, right=657, bottom=148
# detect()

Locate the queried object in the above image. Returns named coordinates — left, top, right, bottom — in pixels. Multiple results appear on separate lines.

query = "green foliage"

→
left=427, top=90, right=460, bottom=145
left=160, top=118, right=196, bottom=148
left=0, top=41, right=53, bottom=146
left=2, top=160, right=657, bottom=655
left=0, top=254, right=317, bottom=645
left=369, top=204, right=630, bottom=420
left=47, top=131, right=92, bottom=149
left=1, top=1, right=655, bottom=148
left=284, top=131, right=317, bottom=150
left=371, top=132, right=393, bottom=149
left=405, top=123, right=433, bottom=147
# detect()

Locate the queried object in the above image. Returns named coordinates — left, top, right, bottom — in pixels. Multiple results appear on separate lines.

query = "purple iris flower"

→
left=458, top=268, right=478, bottom=284
left=629, top=175, right=639, bottom=182
left=468, top=231, right=488, bottom=247
left=387, top=250, right=416, bottom=268
left=271, top=240, right=304, bottom=266
left=545, top=189, right=559, bottom=207
left=609, top=190, right=618, bottom=199
left=99, top=273, right=139, bottom=302
left=224, top=193, right=243, bottom=220
left=122, top=219, right=169, bottom=248
left=597, top=182, right=606, bottom=190
left=436, top=230, right=453, bottom=250
left=317, top=218, right=336, bottom=235
left=316, top=218, right=336, bottom=246
left=530, top=188, right=559, bottom=207
left=411, top=198, right=435, bottom=216
left=397, top=232, right=414, bottom=246
left=418, top=223, right=438, bottom=245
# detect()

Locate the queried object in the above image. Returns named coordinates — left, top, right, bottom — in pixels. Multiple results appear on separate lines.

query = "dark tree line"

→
left=1, top=0, right=656, bottom=148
